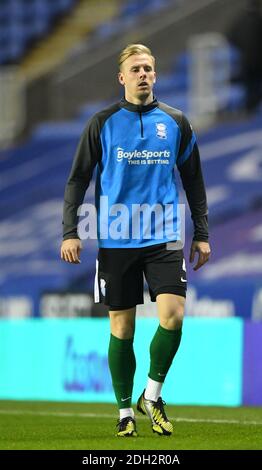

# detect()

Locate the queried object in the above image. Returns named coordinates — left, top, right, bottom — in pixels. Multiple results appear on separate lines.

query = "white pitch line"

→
left=0, top=409, right=261, bottom=426
left=174, top=417, right=262, bottom=426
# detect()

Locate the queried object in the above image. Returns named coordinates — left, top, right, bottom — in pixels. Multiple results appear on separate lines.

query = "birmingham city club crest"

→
left=156, top=123, right=167, bottom=139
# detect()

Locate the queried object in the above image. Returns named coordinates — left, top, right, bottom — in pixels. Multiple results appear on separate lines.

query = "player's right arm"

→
left=61, top=115, right=102, bottom=263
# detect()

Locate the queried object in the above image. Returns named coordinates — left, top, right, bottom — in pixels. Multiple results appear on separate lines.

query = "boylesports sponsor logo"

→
left=116, top=147, right=170, bottom=162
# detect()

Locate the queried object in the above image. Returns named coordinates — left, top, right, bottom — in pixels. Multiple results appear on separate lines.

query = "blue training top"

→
left=63, top=97, right=208, bottom=248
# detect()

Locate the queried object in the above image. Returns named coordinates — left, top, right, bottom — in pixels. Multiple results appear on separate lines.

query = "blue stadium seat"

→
left=95, top=0, right=172, bottom=42
left=95, top=17, right=136, bottom=40
left=9, top=22, right=28, bottom=42
left=0, top=23, right=28, bottom=62
left=32, top=17, right=50, bottom=38
left=44, top=1, right=62, bottom=16
left=119, top=0, right=141, bottom=17
left=95, top=21, right=119, bottom=40
left=32, top=0, right=52, bottom=19
left=0, top=4, right=10, bottom=24
left=56, top=0, right=75, bottom=13
left=172, top=51, right=190, bottom=75
left=119, top=0, right=171, bottom=18
left=0, top=48, right=9, bottom=64
left=0, top=25, right=10, bottom=44
left=6, top=40, right=25, bottom=61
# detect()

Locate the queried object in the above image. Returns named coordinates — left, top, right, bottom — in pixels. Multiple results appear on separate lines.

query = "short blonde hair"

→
left=119, top=44, right=155, bottom=70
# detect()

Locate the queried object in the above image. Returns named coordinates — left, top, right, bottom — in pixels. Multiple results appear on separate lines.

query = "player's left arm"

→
left=189, top=240, right=211, bottom=271
left=177, top=115, right=211, bottom=271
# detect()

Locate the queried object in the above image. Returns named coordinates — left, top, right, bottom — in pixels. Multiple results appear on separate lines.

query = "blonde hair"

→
left=118, top=44, right=155, bottom=70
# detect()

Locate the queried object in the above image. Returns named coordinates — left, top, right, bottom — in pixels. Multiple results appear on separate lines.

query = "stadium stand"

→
left=0, top=0, right=122, bottom=88
left=19, top=0, right=120, bottom=80
left=92, top=0, right=173, bottom=41
left=0, top=0, right=77, bottom=65
left=0, top=99, right=261, bottom=317
left=0, top=0, right=261, bottom=321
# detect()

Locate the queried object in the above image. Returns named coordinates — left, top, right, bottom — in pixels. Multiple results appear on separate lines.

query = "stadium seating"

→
left=0, top=0, right=76, bottom=64
left=92, top=0, right=173, bottom=41
left=0, top=100, right=261, bottom=317
left=0, top=0, right=174, bottom=65
left=0, top=0, right=261, bottom=320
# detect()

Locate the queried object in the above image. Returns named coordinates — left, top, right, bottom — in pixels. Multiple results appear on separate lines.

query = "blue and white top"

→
left=63, top=97, right=208, bottom=248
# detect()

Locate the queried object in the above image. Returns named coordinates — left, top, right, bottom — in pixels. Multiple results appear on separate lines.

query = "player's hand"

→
left=60, top=239, right=82, bottom=264
left=190, top=241, right=211, bottom=271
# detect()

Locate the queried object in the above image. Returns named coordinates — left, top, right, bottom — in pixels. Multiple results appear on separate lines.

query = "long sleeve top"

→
left=63, top=97, right=208, bottom=247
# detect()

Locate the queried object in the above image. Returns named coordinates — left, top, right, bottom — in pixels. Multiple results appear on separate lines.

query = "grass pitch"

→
left=0, top=400, right=261, bottom=450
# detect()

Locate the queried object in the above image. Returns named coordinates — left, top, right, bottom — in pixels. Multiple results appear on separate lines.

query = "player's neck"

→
left=124, top=92, right=154, bottom=106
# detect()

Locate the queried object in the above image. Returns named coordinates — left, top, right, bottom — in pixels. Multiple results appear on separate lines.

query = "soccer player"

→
left=61, top=44, right=211, bottom=437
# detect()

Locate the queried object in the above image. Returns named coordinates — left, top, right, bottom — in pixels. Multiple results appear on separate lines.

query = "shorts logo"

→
left=181, top=258, right=187, bottom=282
left=100, top=278, right=106, bottom=296
left=182, top=258, right=186, bottom=272
left=156, top=123, right=167, bottom=139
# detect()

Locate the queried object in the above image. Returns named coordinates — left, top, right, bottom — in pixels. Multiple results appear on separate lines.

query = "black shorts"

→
left=94, top=242, right=187, bottom=310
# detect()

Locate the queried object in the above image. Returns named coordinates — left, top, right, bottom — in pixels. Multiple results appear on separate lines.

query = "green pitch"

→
left=0, top=400, right=261, bottom=450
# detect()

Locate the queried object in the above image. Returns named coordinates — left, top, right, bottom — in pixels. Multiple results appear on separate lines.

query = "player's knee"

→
left=160, top=301, right=185, bottom=330
left=162, top=313, right=183, bottom=330
left=173, top=309, right=184, bottom=330
left=113, top=325, right=134, bottom=339
left=109, top=308, right=136, bottom=339
left=110, top=317, right=135, bottom=339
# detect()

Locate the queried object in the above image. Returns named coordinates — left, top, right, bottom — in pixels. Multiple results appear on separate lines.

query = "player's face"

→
left=118, top=54, right=156, bottom=104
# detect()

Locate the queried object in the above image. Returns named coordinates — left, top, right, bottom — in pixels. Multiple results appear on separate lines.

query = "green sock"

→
left=108, top=334, right=136, bottom=409
left=149, top=325, right=182, bottom=383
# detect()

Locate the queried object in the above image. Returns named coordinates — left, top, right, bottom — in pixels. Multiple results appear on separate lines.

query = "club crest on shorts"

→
left=100, top=278, right=106, bottom=297
left=156, top=123, right=167, bottom=139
